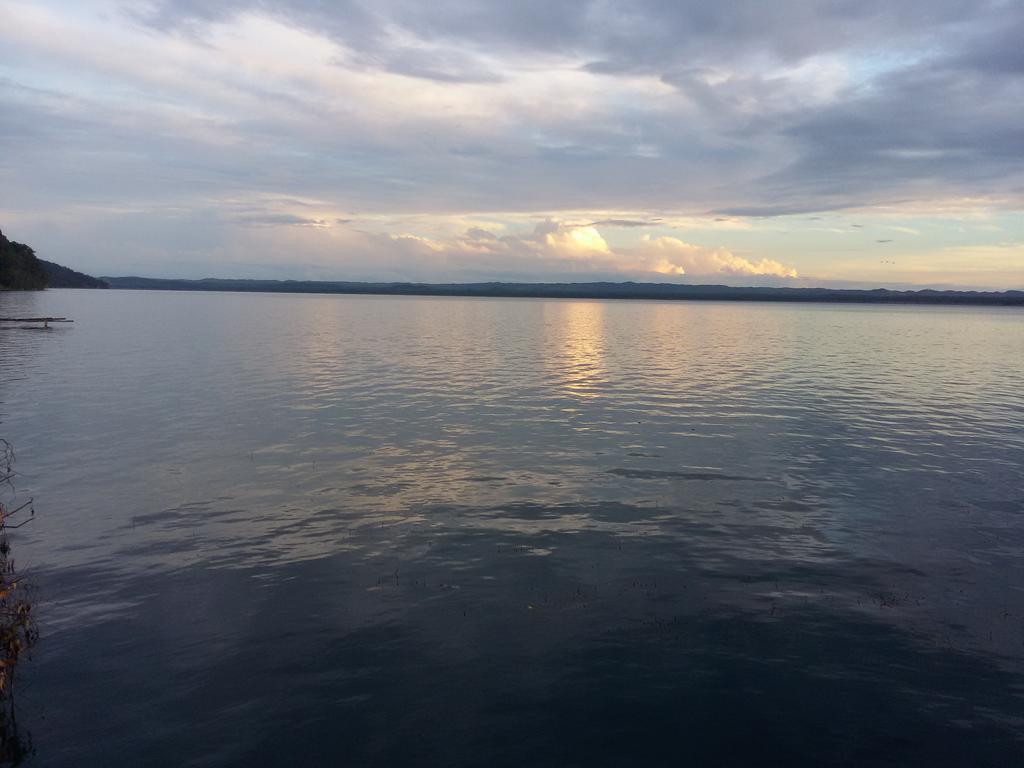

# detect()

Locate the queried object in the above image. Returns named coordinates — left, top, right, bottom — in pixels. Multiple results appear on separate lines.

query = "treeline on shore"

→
left=102, top=275, right=1024, bottom=307
left=0, top=229, right=108, bottom=290
left=0, top=230, right=46, bottom=290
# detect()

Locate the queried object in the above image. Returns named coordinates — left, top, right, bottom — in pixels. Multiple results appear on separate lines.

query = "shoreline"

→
left=96, top=277, right=1024, bottom=307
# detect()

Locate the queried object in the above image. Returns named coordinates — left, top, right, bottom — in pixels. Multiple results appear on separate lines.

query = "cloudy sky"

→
left=1, top=0, right=1022, bottom=287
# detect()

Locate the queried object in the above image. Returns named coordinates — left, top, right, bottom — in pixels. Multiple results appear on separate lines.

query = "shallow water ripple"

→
left=1, top=290, right=1022, bottom=765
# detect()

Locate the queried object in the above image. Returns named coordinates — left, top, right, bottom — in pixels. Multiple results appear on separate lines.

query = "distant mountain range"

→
left=0, top=229, right=108, bottom=289
left=102, top=276, right=1024, bottom=306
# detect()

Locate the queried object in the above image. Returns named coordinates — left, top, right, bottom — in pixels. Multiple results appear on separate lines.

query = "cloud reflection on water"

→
left=1, top=290, right=1023, bottom=765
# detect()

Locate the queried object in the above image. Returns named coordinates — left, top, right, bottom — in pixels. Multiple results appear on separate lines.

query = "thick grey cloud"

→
left=760, top=34, right=1024, bottom=210
left=139, top=0, right=992, bottom=63
left=0, top=0, right=1021, bottom=284
left=587, top=219, right=661, bottom=228
left=113, top=0, right=1024, bottom=215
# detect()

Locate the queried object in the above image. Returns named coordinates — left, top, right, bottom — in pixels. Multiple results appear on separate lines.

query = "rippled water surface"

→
left=1, top=289, right=1023, bottom=766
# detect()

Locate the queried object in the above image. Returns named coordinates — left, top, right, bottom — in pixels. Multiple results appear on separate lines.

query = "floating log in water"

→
left=0, top=317, right=72, bottom=328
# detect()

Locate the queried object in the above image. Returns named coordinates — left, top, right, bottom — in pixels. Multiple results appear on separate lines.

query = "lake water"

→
left=1, top=289, right=1023, bottom=766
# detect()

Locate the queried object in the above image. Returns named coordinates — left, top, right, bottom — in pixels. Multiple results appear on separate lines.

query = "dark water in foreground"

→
left=1, top=289, right=1023, bottom=766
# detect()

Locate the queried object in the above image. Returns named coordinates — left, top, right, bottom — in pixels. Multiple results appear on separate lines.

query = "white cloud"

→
left=345, top=221, right=799, bottom=281
left=631, top=235, right=798, bottom=278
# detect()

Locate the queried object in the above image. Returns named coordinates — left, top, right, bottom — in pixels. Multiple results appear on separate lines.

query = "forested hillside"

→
left=0, top=229, right=47, bottom=290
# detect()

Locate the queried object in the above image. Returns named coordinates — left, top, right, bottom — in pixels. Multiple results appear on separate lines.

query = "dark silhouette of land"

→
left=4, top=224, right=1019, bottom=304
left=102, top=276, right=1024, bottom=306
left=0, top=230, right=108, bottom=290
left=39, top=260, right=108, bottom=289
left=0, top=231, right=46, bottom=290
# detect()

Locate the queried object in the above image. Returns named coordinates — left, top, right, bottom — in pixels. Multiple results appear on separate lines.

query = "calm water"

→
left=1, top=289, right=1023, bottom=766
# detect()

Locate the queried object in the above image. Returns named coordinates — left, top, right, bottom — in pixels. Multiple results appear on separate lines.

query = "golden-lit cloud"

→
left=541, top=225, right=611, bottom=256
left=356, top=220, right=798, bottom=281
left=632, top=235, right=798, bottom=278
